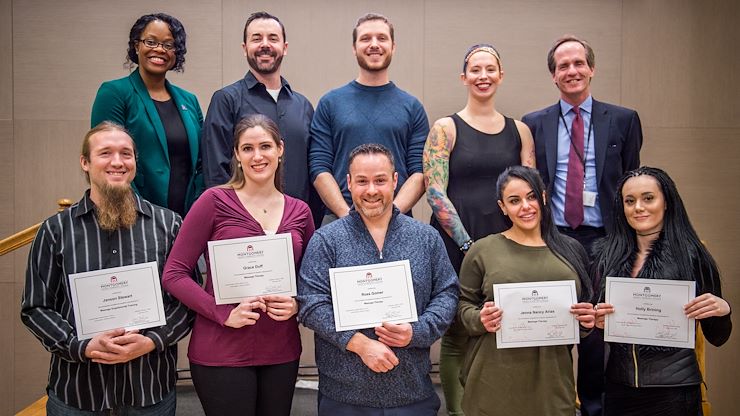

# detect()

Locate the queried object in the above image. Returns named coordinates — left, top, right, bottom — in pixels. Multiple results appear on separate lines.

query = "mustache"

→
left=256, top=48, right=276, bottom=57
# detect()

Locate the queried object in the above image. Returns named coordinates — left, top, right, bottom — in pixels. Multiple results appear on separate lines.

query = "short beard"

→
left=96, top=184, right=137, bottom=231
left=248, top=50, right=283, bottom=75
left=356, top=54, right=392, bottom=73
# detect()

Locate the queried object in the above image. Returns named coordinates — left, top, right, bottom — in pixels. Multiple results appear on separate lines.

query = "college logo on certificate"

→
left=493, top=280, right=580, bottom=349
left=68, top=261, right=167, bottom=340
left=208, top=234, right=297, bottom=304
left=329, top=260, right=418, bottom=332
left=605, top=277, right=696, bottom=348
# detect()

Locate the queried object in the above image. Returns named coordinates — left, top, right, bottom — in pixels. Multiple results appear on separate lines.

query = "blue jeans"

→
left=46, top=389, right=176, bottom=416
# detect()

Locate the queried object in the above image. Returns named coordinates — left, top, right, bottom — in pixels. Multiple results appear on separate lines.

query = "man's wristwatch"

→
left=459, top=239, right=474, bottom=253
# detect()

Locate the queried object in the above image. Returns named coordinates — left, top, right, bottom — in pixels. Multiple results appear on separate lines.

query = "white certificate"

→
left=208, top=233, right=296, bottom=305
left=605, top=277, right=695, bottom=348
left=330, top=260, right=418, bottom=332
left=494, top=280, right=579, bottom=349
left=68, top=262, right=167, bottom=340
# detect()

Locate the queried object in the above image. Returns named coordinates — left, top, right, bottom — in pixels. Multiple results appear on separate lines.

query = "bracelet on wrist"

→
left=459, top=239, right=474, bottom=253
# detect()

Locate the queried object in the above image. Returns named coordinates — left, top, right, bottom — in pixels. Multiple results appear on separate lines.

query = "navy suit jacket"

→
left=522, top=99, right=643, bottom=233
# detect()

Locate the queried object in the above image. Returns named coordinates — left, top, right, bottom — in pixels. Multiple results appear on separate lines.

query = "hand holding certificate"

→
left=208, top=233, right=296, bottom=305
left=68, top=262, right=167, bottom=340
left=604, top=276, right=696, bottom=348
left=330, top=260, right=418, bottom=332
left=493, top=280, right=580, bottom=349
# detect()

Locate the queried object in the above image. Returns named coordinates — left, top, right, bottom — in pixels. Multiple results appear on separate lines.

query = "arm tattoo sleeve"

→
left=423, top=122, right=471, bottom=246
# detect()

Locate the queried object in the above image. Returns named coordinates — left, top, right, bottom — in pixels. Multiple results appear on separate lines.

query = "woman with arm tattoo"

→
left=422, top=43, right=535, bottom=416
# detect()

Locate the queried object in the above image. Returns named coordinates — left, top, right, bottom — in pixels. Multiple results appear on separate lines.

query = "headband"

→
left=464, top=46, right=501, bottom=68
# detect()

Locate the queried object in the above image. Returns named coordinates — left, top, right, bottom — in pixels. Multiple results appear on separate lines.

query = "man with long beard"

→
left=309, top=13, right=429, bottom=225
left=21, top=122, right=192, bottom=415
left=299, top=143, right=457, bottom=415
left=201, top=11, right=319, bottom=223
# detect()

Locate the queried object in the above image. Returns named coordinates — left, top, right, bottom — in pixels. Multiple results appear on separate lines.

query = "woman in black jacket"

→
left=593, top=166, right=731, bottom=415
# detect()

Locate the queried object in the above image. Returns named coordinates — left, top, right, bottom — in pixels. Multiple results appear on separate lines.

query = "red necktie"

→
left=564, top=107, right=584, bottom=229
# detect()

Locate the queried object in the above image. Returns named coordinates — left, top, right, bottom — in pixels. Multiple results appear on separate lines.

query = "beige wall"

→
left=1, top=0, right=738, bottom=414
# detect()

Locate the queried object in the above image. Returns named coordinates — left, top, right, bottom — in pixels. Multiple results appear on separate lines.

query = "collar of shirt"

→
left=559, top=94, right=593, bottom=117
left=244, top=71, right=293, bottom=96
left=73, top=189, right=151, bottom=219
left=347, top=205, right=402, bottom=232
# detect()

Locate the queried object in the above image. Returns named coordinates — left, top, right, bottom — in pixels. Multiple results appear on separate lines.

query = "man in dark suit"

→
left=523, top=35, right=643, bottom=416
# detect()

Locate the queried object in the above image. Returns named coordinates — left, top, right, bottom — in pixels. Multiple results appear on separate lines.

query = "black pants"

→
left=190, top=360, right=299, bottom=416
left=558, top=225, right=606, bottom=416
left=604, top=382, right=702, bottom=416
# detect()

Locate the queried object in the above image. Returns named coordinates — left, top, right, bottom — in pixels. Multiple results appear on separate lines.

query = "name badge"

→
left=583, top=191, right=597, bottom=207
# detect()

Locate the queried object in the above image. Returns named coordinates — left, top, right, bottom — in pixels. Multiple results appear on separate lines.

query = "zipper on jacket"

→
left=378, top=249, right=383, bottom=260
left=631, top=344, right=639, bottom=387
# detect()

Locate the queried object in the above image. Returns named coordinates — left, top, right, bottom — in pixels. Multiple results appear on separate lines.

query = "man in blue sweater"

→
left=299, top=144, right=458, bottom=415
left=309, top=13, right=429, bottom=225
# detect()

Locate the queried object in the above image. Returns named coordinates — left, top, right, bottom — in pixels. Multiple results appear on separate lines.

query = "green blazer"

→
left=91, top=69, right=204, bottom=213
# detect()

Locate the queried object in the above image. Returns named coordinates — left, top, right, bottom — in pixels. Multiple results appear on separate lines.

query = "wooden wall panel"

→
left=423, top=0, right=623, bottom=124
left=222, top=0, right=425, bottom=107
left=6, top=0, right=740, bottom=413
left=13, top=0, right=220, bottom=121
left=0, top=0, right=11, bottom=120
left=0, top=121, right=12, bottom=229
left=0, top=283, right=14, bottom=416
left=13, top=120, right=88, bottom=230
left=13, top=280, right=49, bottom=413
left=622, top=0, right=740, bottom=129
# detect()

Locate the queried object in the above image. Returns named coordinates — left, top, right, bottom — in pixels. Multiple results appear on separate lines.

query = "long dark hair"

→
left=496, top=166, right=593, bottom=301
left=223, top=114, right=284, bottom=192
left=126, top=13, right=187, bottom=72
left=593, top=166, right=720, bottom=293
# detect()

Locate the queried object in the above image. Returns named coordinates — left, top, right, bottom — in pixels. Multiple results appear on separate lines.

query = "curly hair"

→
left=126, top=13, right=187, bottom=72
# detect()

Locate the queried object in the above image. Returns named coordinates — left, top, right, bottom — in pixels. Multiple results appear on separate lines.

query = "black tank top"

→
left=430, top=113, right=522, bottom=273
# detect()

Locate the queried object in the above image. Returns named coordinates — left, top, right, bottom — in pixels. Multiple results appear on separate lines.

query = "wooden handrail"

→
left=0, top=199, right=72, bottom=256
left=15, top=395, right=47, bottom=416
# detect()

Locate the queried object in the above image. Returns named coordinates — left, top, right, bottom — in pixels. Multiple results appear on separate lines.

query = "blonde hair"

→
left=81, top=121, right=134, bottom=183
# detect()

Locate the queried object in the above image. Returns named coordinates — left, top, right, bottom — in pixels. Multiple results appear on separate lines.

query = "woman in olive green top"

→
left=457, top=166, right=595, bottom=416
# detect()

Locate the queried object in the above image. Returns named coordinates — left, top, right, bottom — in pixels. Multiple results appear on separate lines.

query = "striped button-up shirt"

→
left=21, top=191, right=193, bottom=411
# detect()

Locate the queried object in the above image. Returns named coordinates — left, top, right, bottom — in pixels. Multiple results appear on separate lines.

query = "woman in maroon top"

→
left=163, top=114, right=314, bottom=416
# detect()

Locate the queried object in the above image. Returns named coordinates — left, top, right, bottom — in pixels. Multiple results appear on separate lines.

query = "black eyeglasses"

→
left=137, top=39, right=176, bottom=51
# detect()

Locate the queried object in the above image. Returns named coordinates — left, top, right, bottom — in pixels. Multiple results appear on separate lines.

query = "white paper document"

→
left=330, top=260, right=418, bottom=332
left=208, top=233, right=296, bottom=305
left=494, top=280, right=579, bottom=349
left=68, top=261, right=167, bottom=340
left=605, top=276, right=695, bottom=348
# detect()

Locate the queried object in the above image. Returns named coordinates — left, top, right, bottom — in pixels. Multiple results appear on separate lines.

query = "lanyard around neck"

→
left=559, top=108, right=593, bottom=169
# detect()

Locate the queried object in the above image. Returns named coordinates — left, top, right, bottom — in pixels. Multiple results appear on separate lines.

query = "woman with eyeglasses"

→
left=92, top=13, right=204, bottom=216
